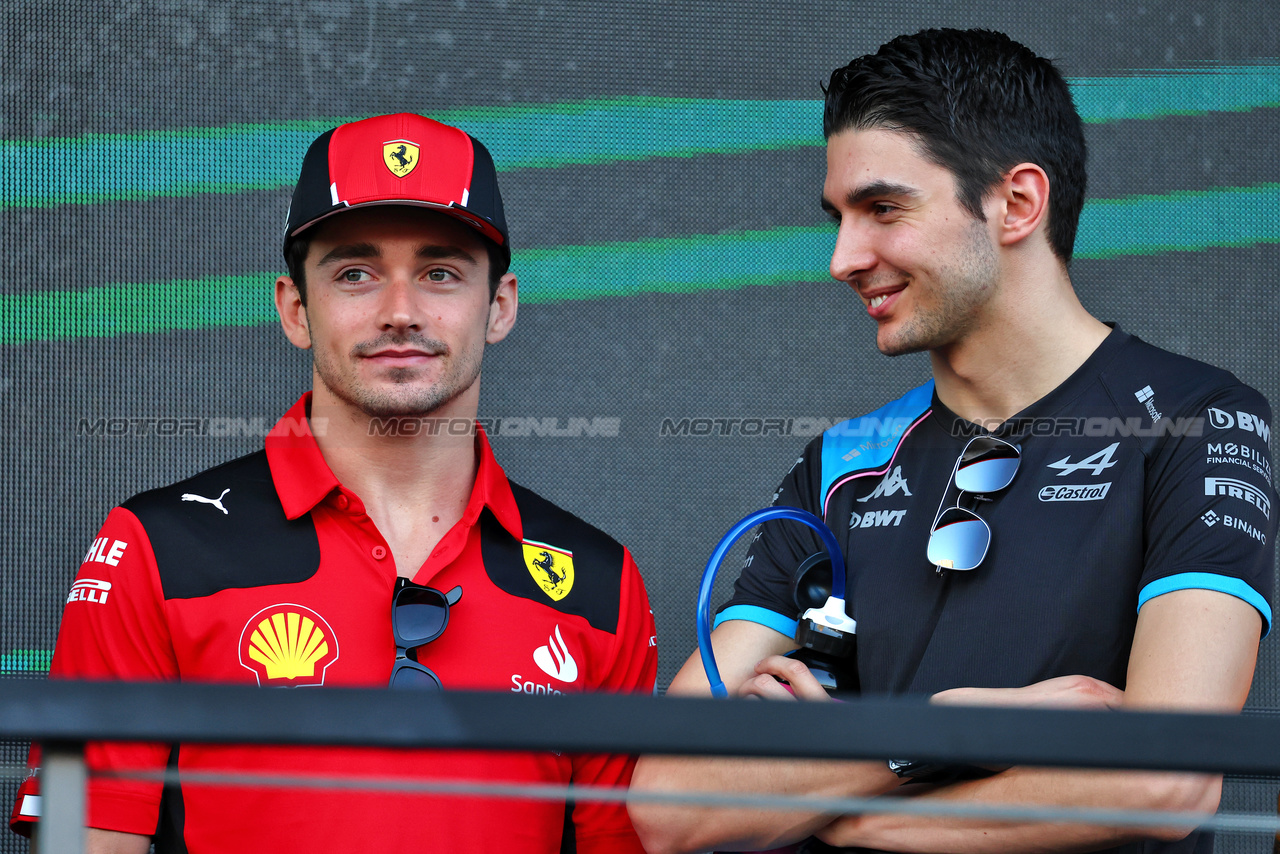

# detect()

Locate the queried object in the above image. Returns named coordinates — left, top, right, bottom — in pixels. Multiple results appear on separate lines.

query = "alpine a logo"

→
left=238, top=605, right=339, bottom=686
left=1208, top=408, right=1271, bottom=444
left=857, top=466, right=912, bottom=502
left=1046, top=443, right=1119, bottom=477
left=1039, top=483, right=1112, bottom=502
left=66, top=579, right=111, bottom=605
left=1204, top=477, right=1271, bottom=519
left=533, top=625, right=579, bottom=683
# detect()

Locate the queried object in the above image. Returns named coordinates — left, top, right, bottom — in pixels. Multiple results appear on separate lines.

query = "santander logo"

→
left=533, top=625, right=579, bottom=684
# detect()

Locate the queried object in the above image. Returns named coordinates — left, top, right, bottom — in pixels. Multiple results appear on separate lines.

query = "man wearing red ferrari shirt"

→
left=11, top=113, right=657, bottom=853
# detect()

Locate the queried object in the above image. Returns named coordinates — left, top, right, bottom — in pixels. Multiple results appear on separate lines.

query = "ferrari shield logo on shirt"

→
left=382, top=139, right=419, bottom=178
left=522, top=539, right=575, bottom=601
left=238, top=604, right=339, bottom=686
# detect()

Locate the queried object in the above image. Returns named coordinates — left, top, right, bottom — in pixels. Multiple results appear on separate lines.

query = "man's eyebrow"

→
left=822, top=181, right=921, bottom=213
left=416, top=244, right=479, bottom=264
left=316, top=243, right=380, bottom=266
left=844, top=180, right=920, bottom=206
left=314, top=243, right=480, bottom=267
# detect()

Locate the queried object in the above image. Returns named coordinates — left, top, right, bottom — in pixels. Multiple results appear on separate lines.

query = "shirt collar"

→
left=265, top=392, right=522, bottom=539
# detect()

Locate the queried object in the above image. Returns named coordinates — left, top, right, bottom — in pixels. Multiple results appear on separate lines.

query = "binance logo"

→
left=522, top=539, right=575, bottom=601
left=238, top=605, right=339, bottom=686
left=382, top=139, right=419, bottom=178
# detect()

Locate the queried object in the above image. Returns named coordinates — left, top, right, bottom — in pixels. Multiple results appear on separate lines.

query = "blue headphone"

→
left=696, top=506, right=852, bottom=697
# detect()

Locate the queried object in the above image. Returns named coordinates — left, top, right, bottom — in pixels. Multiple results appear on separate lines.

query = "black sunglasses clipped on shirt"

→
left=389, top=577, right=463, bottom=690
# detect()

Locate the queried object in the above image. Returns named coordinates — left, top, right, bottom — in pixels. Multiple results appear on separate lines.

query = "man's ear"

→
left=992, top=162, right=1051, bottom=248
left=486, top=272, right=518, bottom=344
left=275, top=276, right=312, bottom=350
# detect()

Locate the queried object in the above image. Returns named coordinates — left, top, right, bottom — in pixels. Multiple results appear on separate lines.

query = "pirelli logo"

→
left=1204, top=477, right=1271, bottom=519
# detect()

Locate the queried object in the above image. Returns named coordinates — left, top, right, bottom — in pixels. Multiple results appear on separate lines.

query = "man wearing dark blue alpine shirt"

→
left=631, top=28, right=1276, bottom=854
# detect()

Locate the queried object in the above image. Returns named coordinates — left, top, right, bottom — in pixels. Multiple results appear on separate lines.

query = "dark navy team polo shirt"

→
left=721, top=328, right=1274, bottom=696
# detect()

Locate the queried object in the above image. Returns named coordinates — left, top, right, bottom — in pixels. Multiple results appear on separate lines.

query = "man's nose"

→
left=829, top=221, right=877, bottom=285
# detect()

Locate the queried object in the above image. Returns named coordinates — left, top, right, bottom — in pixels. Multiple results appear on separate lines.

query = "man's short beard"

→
left=876, top=219, right=1000, bottom=357
left=312, top=332, right=485, bottom=419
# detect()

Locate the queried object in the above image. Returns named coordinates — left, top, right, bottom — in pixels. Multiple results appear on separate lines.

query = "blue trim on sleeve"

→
left=1138, top=572, right=1272, bottom=637
left=713, top=604, right=799, bottom=638
left=820, top=380, right=934, bottom=503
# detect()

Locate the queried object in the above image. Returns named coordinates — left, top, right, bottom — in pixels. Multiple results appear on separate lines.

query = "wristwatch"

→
left=886, top=759, right=952, bottom=779
left=887, top=759, right=1001, bottom=784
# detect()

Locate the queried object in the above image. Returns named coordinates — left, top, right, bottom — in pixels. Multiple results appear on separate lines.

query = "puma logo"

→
left=181, top=488, right=230, bottom=515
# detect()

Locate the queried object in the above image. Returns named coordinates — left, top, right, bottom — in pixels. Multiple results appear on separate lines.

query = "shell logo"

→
left=238, top=604, right=339, bottom=686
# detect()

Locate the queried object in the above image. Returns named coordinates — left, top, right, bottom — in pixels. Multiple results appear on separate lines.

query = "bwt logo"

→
left=848, top=509, right=906, bottom=529
left=1208, top=408, right=1271, bottom=444
left=1204, top=477, right=1271, bottom=519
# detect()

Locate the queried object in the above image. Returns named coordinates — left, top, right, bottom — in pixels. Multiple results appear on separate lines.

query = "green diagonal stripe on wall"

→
left=1075, top=183, right=1280, bottom=258
left=0, top=649, right=53, bottom=673
left=3, top=184, right=1280, bottom=345
left=2, top=66, right=1279, bottom=209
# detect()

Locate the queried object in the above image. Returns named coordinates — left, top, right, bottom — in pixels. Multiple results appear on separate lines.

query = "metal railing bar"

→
left=4, top=682, right=1280, bottom=773
left=85, top=767, right=1280, bottom=835
left=36, top=743, right=85, bottom=854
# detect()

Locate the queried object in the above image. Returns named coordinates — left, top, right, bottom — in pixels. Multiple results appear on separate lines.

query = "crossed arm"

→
left=628, top=589, right=1261, bottom=854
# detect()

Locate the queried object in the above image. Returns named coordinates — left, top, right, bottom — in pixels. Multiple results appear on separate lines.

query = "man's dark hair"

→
left=284, top=234, right=509, bottom=306
left=823, top=28, right=1087, bottom=264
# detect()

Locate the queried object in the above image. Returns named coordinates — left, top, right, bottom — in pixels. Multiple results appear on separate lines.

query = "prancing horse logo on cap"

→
left=382, top=139, right=419, bottom=178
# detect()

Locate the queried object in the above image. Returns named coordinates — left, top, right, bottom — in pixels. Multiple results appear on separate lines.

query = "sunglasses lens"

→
left=954, top=439, right=1020, bottom=494
left=927, top=508, right=990, bottom=570
left=390, top=662, right=442, bottom=690
left=394, top=588, right=448, bottom=646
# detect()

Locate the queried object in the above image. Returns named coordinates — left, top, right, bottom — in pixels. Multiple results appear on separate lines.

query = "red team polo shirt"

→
left=12, top=394, right=657, bottom=853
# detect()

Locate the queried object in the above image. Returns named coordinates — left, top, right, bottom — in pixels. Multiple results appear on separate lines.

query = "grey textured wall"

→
left=2, top=1, right=1278, bottom=850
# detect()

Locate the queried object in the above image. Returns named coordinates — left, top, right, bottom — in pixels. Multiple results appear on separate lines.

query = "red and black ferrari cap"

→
left=283, top=113, right=509, bottom=265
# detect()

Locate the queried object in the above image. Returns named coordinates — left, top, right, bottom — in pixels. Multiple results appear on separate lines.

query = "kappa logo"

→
left=857, top=466, right=912, bottom=502
left=238, top=605, right=339, bottom=686
left=533, top=625, right=580, bottom=683
left=1134, top=386, right=1163, bottom=422
left=182, top=488, right=230, bottom=515
left=1204, top=476, right=1271, bottom=519
left=382, top=139, right=420, bottom=178
left=1208, top=408, right=1271, bottom=444
left=1046, top=443, right=1119, bottom=477
left=522, top=540, right=575, bottom=601
left=66, top=579, right=111, bottom=605
left=848, top=509, right=907, bottom=529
